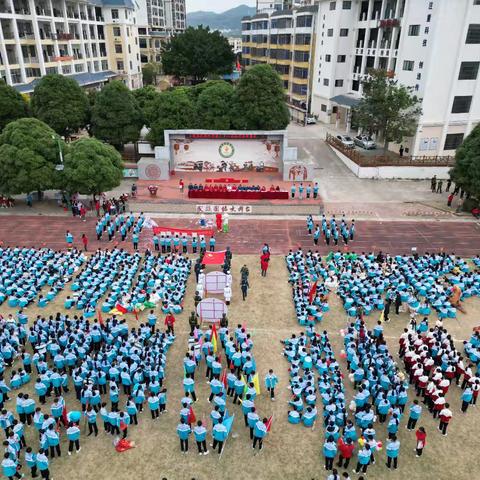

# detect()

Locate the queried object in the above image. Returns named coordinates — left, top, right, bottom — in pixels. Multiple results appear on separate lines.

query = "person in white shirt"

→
left=224, top=285, right=232, bottom=305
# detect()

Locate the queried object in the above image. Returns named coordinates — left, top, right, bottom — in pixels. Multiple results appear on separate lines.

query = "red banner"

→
left=152, top=226, right=215, bottom=236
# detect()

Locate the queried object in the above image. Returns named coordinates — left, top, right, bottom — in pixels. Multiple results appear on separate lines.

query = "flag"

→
left=229, top=360, right=234, bottom=371
left=308, top=282, right=318, bottom=303
left=211, top=323, right=218, bottom=354
left=223, top=412, right=234, bottom=437
left=221, top=369, right=227, bottom=388
left=252, top=373, right=261, bottom=395
left=62, top=405, right=68, bottom=427
left=241, top=374, right=248, bottom=395
left=115, top=303, right=128, bottom=314
left=97, top=309, right=104, bottom=327
left=265, top=415, right=274, bottom=432
left=379, top=309, right=385, bottom=322
left=188, top=406, right=196, bottom=424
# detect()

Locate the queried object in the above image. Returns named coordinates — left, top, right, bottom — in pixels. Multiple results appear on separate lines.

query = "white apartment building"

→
left=136, top=0, right=185, bottom=66
left=311, top=0, right=480, bottom=157
left=0, top=0, right=141, bottom=92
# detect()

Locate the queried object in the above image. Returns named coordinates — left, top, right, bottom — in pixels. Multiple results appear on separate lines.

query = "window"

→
left=335, top=79, right=344, bottom=87
left=408, top=25, right=420, bottom=36
left=330, top=1, right=336, bottom=10
left=340, top=28, right=349, bottom=36
left=466, top=24, right=480, bottom=43
left=294, top=50, right=309, bottom=62
left=475, top=0, right=480, bottom=4
left=426, top=14, right=431, bottom=22
left=129, top=61, right=132, bottom=70
left=422, top=39, right=427, bottom=46
left=116, top=60, right=124, bottom=70
left=343, top=1, right=352, bottom=9
left=424, top=27, right=429, bottom=34
left=323, top=78, right=329, bottom=86
left=111, top=9, right=119, bottom=19
left=128, top=45, right=131, bottom=54
left=403, top=60, right=414, bottom=71
left=113, top=27, right=121, bottom=37
left=325, top=54, right=331, bottom=62
left=295, top=34, right=310, bottom=44
left=293, top=67, right=308, bottom=79
left=337, top=55, right=346, bottom=62
left=419, top=61, right=424, bottom=68
left=115, top=44, right=122, bottom=53
left=451, top=96, right=472, bottom=113
left=327, top=29, right=333, bottom=37
left=428, top=1, right=433, bottom=8
left=296, top=16, right=312, bottom=28
left=458, top=61, right=479, bottom=80
left=444, top=133, right=464, bottom=150
left=417, top=73, right=422, bottom=80
left=321, top=104, right=327, bottom=112
left=139, top=38, right=147, bottom=48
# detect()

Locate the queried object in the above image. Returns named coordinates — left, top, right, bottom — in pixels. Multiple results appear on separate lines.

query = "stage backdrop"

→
left=172, top=136, right=281, bottom=173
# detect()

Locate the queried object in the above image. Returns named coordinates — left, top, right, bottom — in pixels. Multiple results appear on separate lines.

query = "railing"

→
left=325, top=133, right=455, bottom=167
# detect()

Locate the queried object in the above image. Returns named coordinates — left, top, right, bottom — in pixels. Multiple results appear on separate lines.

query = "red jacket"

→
left=260, top=253, right=270, bottom=270
left=338, top=438, right=355, bottom=459
left=165, top=314, right=175, bottom=326
left=416, top=430, right=427, bottom=446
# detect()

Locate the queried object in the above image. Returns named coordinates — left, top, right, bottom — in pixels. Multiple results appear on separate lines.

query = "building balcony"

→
left=14, top=6, right=31, bottom=15
left=293, top=44, right=310, bottom=51
left=0, top=4, right=12, bottom=14
left=24, top=56, right=40, bottom=64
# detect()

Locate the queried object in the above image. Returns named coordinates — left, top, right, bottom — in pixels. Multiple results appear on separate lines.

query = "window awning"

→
left=330, top=94, right=361, bottom=108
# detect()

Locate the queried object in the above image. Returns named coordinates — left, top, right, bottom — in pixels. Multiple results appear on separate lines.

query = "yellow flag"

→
left=253, top=373, right=261, bottom=395
left=379, top=310, right=384, bottom=322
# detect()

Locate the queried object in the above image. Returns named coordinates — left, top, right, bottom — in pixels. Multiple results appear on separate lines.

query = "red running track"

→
left=0, top=215, right=479, bottom=256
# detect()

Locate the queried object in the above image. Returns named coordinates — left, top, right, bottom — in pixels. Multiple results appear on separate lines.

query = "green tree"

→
left=196, top=81, right=234, bottom=130
left=91, top=81, right=143, bottom=149
left=0, top=81, right=29, bottom=132
left=147, top=89, right=196, bottom=146
left=0, top=118, right=64, bottom=195
left=354, top=69, right=422, bottom=153
left=132, top=85, right=161, bottom=127
left=142, top=63, right=159, bottom=85
left=450, top=124, right=480, bottom=199
left=232, top=64, right=289, bottom=130
left=61, top=138, right=123, bottom=198
left=30, top=74, right=89, bottom=137
left=162, top=26, right=235, bottom=83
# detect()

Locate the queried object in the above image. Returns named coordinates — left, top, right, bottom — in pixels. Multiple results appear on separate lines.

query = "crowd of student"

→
left=0, top=309, right=176, bottom=480
left=151, top=233, right=216, bottom=255
left=306, top=215, right=356, bottom=246
left=1, top=248, right=85, bottom=309
left=175, top=322, right=274, bottom=455
left=95, top=212, right=145, bottom=248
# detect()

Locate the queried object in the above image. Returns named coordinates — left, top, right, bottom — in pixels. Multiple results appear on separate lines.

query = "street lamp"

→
left=52, top=134, right=64, bottom=170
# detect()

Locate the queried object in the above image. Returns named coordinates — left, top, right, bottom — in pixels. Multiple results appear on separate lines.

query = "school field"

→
left=0, top=254, right=479, bottom=480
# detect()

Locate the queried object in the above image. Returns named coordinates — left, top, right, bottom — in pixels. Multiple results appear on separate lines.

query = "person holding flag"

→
left=253, top=417, right=268, bottom=450
left=265, top=369, right=278, bottom=401
left=193, top=420, right=209, bottom=455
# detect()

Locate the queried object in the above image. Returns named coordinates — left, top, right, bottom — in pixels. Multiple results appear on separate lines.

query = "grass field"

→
left=0, top=254, right=479, bottom=480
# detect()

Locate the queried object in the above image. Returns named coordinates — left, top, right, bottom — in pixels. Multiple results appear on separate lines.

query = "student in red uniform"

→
left=81, top=234, right=88, bottom=252
left=415, top=427, right=426, bottom=457
left=165, top=313, right=175, bottom=335
left=337, top=437, right=355, bottom=469
left=438, top=403, right=452, bottom=436
left=260, top=252, right=270, bottom=277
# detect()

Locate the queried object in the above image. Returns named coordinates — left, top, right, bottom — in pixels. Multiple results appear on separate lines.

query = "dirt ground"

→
left=0, top=254, right=479, bottom=480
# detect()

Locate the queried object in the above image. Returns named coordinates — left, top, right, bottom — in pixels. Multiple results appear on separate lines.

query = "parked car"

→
left=336, top=134, right=355, bottom=148
left=306, top=116, right=317, bottom=125
left=354, top=134, right=377, bottom=149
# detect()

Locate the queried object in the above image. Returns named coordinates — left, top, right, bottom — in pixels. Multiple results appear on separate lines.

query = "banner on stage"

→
left=196, top=204, right=253, bottom=214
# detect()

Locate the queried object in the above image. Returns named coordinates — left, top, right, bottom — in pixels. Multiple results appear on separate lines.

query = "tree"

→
left=132, top=85, right=161, bottom=127
left=353, top=69, right=422, bottom=153
left=450, top=124, right=480, bottom=199
left=142, top=63, right=159, bottom=85
left=0, top=81, right=29, bottom=132
left=147, top=89, right=196, bottom=146
left=0, top=118, right=64, bottom=195
left=30, top=74, right=89, bottom=137
left=61, top=138, right=123, bottom=197
left=232, top=64, right=289, bottom=130
left=91, top=81, right=143, bottom=149
left=196, top=81, right=234, bottom=130
left=162, top=26, right=235, bottom=83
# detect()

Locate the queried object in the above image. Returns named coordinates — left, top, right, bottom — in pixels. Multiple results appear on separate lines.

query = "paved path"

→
left=1, top=215, right=479, bottom=256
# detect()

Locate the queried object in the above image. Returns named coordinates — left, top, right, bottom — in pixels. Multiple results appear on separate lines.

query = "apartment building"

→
left=136, top=0, right=185, bottom=66
left=0, top=0, right=141, bottom=92
left=242, top=5, right=318, bottom=122
left=311, top=0, right=480, bottom=157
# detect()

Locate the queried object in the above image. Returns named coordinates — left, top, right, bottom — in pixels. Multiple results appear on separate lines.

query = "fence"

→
left=325, top=133, right=455, bottom=167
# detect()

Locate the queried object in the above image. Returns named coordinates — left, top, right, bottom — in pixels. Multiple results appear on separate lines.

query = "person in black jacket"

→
left=395, top=292, right=402, bottom=315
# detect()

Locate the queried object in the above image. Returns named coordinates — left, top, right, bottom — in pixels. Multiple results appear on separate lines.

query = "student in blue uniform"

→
left=264, top=369, right=278, bottom=401
left=193, top=420, right=209, bottom=455
left=253, top=418, right=267, bottom=450
left=386, top=435, right=400, bottom=469
left=212, top=417, right=228, bottom=454
left=176, top=418, right=191, bottom=454
left=66, top=421, right=81, bottom=455
left=407, top=400, right=422, bottom=431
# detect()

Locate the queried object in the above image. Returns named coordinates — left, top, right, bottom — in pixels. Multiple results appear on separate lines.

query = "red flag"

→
left=308, top=282, right=318, bottom=304
left=115, top=303, right=128, bottom=314
left=134, top=310, right=139, bottom=321
left=221, top=369, right=227, bottom=388
left=120, top=421, right=128, bottom=431
left=62, top=405, right=68, bottom=427
left=211, top=323, right=218, bottom=342
left=229, top=360, right=234, bottom=371
left=265, top=415, right=274, bottom=432
left=97, top=309, right=104, bottom=326
left=188, top=406, right=196, bottom=424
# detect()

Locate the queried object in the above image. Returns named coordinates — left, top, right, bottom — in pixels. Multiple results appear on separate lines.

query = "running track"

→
left=0, top=215, right=479, bottom=256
